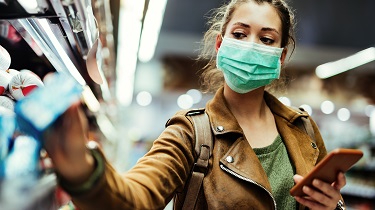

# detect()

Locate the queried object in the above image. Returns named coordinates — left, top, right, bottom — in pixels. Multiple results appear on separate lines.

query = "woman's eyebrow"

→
left=232, top=22, right=280, bottom=35
left=233, top=22, right=250, bottom=28
left=261, top=27, right=280, bottom=34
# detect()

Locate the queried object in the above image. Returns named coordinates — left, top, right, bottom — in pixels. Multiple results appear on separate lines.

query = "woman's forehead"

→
left=228, top=2, right=282, bottom=32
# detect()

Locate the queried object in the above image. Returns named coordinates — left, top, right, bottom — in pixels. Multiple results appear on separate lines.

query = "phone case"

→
left=290, top=148, right=363, bottom=197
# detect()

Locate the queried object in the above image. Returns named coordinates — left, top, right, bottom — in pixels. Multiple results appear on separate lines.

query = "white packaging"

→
left=6, top=69, right=19, bottom=77
left=0, top=45, right=11, bottom=71
left=0, top=95, right=15, bottom=111
left=9, top=70, right=44, bottom=100
left=0, top=70, right=12, bottom=95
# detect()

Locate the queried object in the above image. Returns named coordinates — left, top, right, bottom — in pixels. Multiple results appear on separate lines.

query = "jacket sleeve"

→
left=62, top=110, right=196, bottom=210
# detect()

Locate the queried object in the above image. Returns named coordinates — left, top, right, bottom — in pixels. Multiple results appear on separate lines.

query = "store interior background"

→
left=112, top=1, right=375, bottom=209
left=0, top=0, right=374, bottom=209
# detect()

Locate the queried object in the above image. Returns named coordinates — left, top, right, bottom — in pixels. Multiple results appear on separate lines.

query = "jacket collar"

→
left=263, top=91, right=309, bottom=123
left=206, top=87, right=319, bottom=176
left=206, top=87, right=242, bottom=136
left=206, top=87, right=308, bottom=137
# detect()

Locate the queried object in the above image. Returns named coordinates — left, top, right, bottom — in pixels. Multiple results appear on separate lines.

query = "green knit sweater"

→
left=253, top=135, right=297, bottom=210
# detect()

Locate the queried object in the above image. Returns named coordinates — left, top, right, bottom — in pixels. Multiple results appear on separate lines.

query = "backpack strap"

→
left=182, top=109, right=213, bottom=210
left=294, top=107, right=317, bottom=144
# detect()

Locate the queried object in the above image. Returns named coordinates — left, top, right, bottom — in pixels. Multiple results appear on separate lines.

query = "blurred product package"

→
left=14, top=72, right=83, bottom=141
left=0, top=108, right=15, bottom=171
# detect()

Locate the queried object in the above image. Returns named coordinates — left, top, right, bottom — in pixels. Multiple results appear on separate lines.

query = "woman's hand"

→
left=43, top=102, right=95, bottom=184
left=293, top=172, right=346, bottom=210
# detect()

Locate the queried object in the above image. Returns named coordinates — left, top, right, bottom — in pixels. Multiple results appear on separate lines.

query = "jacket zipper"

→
left=219, top=164, right=277, bottom=210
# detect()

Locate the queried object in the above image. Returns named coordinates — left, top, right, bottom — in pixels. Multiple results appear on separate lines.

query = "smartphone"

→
left=290, top=148, right=363, bottom=197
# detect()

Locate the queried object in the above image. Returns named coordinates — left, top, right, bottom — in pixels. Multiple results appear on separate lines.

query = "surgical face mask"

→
left=216, top=37, right=283, bottom=94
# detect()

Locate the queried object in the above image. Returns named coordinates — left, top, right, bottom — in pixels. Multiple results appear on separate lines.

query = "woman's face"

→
left=224, top=1, right=283, bottom=48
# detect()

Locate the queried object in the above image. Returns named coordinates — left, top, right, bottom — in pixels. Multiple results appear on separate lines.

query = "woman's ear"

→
left=215, top=34, right=222, bottom=52
left=280, top=48, right=288, bottom=65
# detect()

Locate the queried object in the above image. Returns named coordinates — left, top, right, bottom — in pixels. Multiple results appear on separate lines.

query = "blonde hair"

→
left=198, top=0, right=296, bottom=93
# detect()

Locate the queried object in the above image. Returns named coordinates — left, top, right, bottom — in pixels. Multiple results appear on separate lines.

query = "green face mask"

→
left=216, top=37, right=283, bottom=94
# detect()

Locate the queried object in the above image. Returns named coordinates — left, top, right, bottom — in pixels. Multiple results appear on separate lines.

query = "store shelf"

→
left=0, top=0, right=115, bottom=105
left=342, top=182, right=375, bottom=199
left=0, top=1, right=117, bottom=208
left=341, top=150, right=375, bottom=207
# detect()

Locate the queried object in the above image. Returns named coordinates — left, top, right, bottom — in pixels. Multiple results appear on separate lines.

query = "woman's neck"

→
left=223, top=84, right=267, bottom=120
left=223, top=84, right=278, bottom=148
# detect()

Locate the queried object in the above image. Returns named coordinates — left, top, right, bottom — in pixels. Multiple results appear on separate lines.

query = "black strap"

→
left=294, top=107, right=316, bottom=144
left=300, top=116, right=316, bottom=144
left=181, top=112, right=212, bottom=210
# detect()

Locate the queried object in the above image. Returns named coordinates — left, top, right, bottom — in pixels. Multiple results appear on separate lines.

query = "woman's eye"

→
left=260, top=37, right=275, bottom=45
left=232, top=32, right=246, bottom=39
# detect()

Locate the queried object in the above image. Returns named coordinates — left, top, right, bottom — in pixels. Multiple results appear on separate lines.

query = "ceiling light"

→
left=136, top=91, right=152, bottom=106
left=186, top=89, right=202, bottom=104
left=115, top=0, right=145, bottom=106
left=316, top=47, right=375, bottom=79
left=321, top=100, right=335, bottom=114
left=337, top=108, right=350, bottom=122
left=177, top=94, right=193, bottom=109
left=138, top=0, right=168, bottom=62
left=278, top=96, right=291, bottom=106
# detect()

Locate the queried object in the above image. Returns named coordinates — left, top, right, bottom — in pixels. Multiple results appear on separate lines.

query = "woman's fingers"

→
left=294, top=194, right=326, bottom=210
left=295, top=184, right=337, bottom=210
left=311, top=179, right=341, bottom=207
left=45, top=103, right=88, bottom=153
left=293, top=173, right=345, bottom=209
left=332, top=172, right=346, bottom=190
left=42, top=103, right=94, bottom=181
left=293, top=174, right=304, bottom=183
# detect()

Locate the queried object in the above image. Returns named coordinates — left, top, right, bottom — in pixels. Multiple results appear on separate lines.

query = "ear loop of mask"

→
left=216, top=35, right=224, bottom=69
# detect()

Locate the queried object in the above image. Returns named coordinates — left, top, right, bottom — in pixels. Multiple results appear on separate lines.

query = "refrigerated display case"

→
left=0, top=0, right=117, bottom=208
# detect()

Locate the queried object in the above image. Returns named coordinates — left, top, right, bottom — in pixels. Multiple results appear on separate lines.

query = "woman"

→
left=44, top=0, right=346, bottom=209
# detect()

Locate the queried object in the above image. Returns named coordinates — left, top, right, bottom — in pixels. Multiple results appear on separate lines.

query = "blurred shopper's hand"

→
left=43, top=102, right=95, bottom=184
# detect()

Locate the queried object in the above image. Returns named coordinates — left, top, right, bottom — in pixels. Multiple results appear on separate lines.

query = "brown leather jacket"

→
left=68, top=88, right=327, bottom=210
